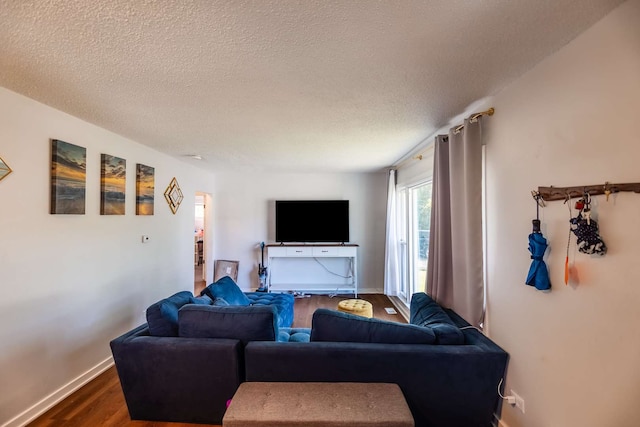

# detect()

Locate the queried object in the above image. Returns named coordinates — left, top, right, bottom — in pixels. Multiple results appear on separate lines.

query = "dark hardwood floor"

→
left=194, top=264, right=206, bottom=296
left=290, top=293, right=406, bottom=327
left=27, top=294, right=404, bottom=427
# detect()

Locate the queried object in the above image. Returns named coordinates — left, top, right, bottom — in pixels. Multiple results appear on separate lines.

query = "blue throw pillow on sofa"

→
left=310, top=309, right=436, bottom=344
left=278, top=328, right=311, bottom=343
left=409, top=292, right=464, bottom=345
left=201, top=276, right=251, bottom=306
left=178, top=304, right=278, bottom=344
left=146, top=291, right=211, bottom=337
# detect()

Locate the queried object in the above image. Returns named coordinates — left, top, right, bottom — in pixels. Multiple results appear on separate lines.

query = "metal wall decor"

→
left=0, top=156, right=12, bottom=182
left=164, top=177, right=183, bottom=214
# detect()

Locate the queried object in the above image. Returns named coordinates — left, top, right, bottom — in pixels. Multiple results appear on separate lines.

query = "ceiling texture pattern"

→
left=0, top=0, right=626, bottom=173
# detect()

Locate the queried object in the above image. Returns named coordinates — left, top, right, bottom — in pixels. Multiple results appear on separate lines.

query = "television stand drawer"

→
left=286, top=247, right=312, bottom=256
left=312, top=247, right=338, bottom=256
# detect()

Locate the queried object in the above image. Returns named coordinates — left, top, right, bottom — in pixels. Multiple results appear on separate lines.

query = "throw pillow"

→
left=310, top=309, right=436, bottom=344
left=409, top=292, right=464, bottom=345
left=178, top=304, right=278, bottom=344
left=201, top=276, right=251, bottom=306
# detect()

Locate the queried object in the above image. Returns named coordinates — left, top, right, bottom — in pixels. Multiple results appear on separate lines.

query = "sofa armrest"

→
left=245, top=341, right=508, bottom=427
left=110, top=325, right=242, bottom=424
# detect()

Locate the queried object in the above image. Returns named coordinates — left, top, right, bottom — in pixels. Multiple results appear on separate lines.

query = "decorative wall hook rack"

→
left=535, top=182, right=640, bottom=202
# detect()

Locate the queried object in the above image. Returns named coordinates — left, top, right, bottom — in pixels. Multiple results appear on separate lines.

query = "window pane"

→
left=395, top=182, right=431, bottom=306
left=412, top=182, right=432, bottom=295
left=397, top=189, right=408, bottom=299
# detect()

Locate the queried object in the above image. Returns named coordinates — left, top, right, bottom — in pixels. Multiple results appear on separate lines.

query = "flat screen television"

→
left=275, top=200, right=349, bottom=243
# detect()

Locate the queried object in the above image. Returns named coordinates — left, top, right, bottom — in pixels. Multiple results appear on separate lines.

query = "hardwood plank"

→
left=27, top=367, right=217, bottom=427
left=27, top=294, right=404, bottom=427
left=292, top=293, right=406, bottom=327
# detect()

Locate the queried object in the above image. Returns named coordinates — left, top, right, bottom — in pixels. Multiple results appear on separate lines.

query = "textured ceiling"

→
left=0, top=0, right=626, bottom=173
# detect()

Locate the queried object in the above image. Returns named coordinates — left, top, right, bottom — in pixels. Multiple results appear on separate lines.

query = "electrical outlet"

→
left=511, top=390, right=525, bottom=413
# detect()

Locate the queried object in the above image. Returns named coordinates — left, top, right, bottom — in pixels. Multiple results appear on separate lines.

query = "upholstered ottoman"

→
left=337, top=298, right=373, bottom=318
left=245, top=292, right=295, bottom=327
left=222, top=382, right=414, bottom=427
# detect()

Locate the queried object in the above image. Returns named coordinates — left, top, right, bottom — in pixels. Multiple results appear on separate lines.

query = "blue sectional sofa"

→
left=110, top=282, right=509, bottom=427
left=246, top=296, right=509, bottom=427
left=110, top=277, right=299, bottom=424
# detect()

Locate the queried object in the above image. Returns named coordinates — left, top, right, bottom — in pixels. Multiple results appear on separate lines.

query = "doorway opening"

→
left=194, top=192, right=207, bottom=295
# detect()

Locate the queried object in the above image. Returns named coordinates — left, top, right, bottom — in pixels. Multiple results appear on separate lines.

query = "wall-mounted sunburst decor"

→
left=164, top=177, right=183, bottom=214
left=0, top=156, right=12, bottom=182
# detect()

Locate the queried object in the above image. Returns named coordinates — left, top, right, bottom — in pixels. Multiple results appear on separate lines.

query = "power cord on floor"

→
left=497, top=378, right=516, bottom=405
left=313, top=257, right=353, bottom=279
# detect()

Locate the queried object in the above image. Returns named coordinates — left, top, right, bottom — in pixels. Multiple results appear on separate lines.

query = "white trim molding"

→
left=388, top=295, right=410, bottom=322
left=1, top=357, right=114, bottom=427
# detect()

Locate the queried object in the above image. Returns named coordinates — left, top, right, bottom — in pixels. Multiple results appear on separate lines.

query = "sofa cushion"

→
left=193, top=297, right=212, bottom=306
left=146, top=291, right=210, bottom=337
left=278, top=328, right=311, bottom=343
left=310, top=309, right=436, bottom=344
left=193, top=294, right=214, bottom=305
left=245, top=292, right=295, bottom=328
left=178, top=304, right=278, bottom=344
left=409, top=292, right=464, bottom=345
left=213, top=297, right=230, bottom=306
left=201, top=276, right=251, bottom=306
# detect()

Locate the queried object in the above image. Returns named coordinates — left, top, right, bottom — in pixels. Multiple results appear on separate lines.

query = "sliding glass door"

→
left=397, top=180, right=432, bottom=306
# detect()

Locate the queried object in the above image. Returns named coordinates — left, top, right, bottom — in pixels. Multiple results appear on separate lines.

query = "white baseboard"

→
left=1, top=356, right=114, bottom=427
left=267, top=288, right=382, bottom=296
left=356, top=287, right=382, bottom=295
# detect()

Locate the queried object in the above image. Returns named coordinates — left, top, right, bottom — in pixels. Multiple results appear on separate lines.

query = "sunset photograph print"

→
left=136, top=163, right=154, bottom=215
left=50, top=139, right=86, bottom=214
left=100, top=154, right=126, bottom=215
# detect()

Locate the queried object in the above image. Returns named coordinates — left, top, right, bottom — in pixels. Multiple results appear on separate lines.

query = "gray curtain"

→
left=426, top=118, right=484, bottom=326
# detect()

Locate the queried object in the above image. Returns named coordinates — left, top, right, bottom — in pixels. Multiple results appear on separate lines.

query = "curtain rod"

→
left=404, top=107, right=495, bottom=164
left=452, top=107, right=495, bottom=134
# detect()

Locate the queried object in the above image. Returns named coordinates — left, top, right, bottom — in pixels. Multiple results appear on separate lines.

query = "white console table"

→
left=266, top=244, right=358, bottom=296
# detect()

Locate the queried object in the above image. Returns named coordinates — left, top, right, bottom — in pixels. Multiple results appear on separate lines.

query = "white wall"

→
left=0, top=86, right=388, bottom=425
left=211, top=171, right=388, bottom=293
left=485, top=1, right=640, bottom=426
left=0, top=87, right=216, bottom=426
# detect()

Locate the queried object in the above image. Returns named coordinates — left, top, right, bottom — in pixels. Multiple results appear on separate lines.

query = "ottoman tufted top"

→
left=245, top=292, right=295, bottom=328
left=223, top=382, right=414, bottom=427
